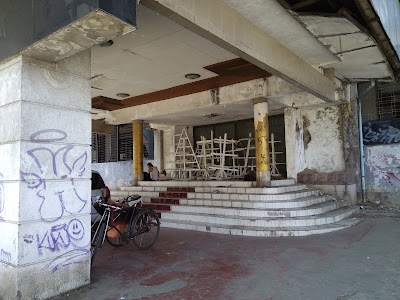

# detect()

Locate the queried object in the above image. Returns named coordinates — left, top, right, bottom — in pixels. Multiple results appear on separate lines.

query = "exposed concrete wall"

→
left=92, top=161, right=132, bottom=190
left=0, top=51, right=91, bottom=299
left=285, top=106, right=345, bottom=174
left=365, top=144, right=400, bottom=205
left=92, top=159, right=155, bottom=190
left=285, top=88, right=360, bottom=203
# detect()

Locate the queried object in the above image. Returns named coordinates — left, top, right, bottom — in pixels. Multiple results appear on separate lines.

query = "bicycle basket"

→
left=107, top=223, right=127, bottom=238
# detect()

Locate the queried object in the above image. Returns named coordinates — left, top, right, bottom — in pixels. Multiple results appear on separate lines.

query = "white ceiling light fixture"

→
left=185, top=73, right=201, bottom=80
left=116, top=93, right=130, bottom=98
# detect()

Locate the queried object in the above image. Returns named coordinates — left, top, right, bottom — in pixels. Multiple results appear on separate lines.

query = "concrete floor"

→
left=55, top=215, right=400, bottom=300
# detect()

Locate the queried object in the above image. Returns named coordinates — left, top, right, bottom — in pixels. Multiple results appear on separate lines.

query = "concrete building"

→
left=0, top=0, right=399, bottom=298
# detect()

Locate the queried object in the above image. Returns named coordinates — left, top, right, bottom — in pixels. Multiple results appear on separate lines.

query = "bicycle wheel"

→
left=130, top=209, right=160, bottom=250
left=91, top=221, right=106, bottom=266
left=106, top=226, right=126, bottom=247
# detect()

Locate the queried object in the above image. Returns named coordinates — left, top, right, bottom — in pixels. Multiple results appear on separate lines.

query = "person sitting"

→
left=147, top=162, right=159, bottom=181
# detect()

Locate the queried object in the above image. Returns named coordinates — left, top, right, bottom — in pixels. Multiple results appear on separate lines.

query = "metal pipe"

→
left=357, top=80, right=376, bottom=203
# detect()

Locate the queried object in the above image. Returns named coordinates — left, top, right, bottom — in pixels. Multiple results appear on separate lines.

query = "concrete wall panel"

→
left=17, top=215, right=91, bottom=266
left=0, top=222, right=18, bottom=265
left=19, top=179, right=91, bottom=223
left=92, top=161, right=134, bottom=190
left=0, top=143, right=21, bottom=180
left=365, top=144, right=400, bottom=204
left=20, top=104, right=91, bottom=146
left=0, top=59, right=22, bottom=107
left=0, top=102, right=22, bottom=144
left=0, top=181, right=20, bottom=222
left=21, top=63, right=91, bottom=111
left=303, top=107, right=344, bottom=172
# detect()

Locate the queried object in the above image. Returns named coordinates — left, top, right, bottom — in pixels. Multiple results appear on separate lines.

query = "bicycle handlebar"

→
left=95, top=195, right=142, bottom=210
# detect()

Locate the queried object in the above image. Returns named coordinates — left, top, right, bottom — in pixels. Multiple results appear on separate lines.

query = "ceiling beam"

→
left=92, top=59, right=271, bottom=111
left=292, top=0, right=321, bottom=10
left=141, top=0, right=336, bottom=103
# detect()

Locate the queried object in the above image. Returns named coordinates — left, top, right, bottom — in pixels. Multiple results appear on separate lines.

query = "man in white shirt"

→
left=147, top=163, right=159, bottom=181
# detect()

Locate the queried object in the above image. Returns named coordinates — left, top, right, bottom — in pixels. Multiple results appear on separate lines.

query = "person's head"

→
left=147, top=162, right=153, bottom=171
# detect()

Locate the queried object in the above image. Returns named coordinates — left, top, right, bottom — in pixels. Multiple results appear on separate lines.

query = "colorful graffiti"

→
left=366, top=146, right=400, bottom=187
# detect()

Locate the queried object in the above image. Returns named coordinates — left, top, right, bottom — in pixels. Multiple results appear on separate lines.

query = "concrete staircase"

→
left=110, top=179, right=360, bottom=237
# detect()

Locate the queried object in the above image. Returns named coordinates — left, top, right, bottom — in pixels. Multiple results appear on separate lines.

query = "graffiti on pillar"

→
left=0, top=172, right=4, bottom=220
left=254, top=116, right=270, bottom=171
left=0, top=249, right=11, bottom=264
left=20, top=129, right=88, bottom=222
left=363, top=119, right=400, bottom=145
left=366, top=149, right=400, bottom=187
left=36, top=218, right=89, bottom=272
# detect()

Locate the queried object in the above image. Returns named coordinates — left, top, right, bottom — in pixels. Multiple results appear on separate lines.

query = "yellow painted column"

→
left=253, top=98, right=271, bottom=187
left=132, top=120, right=144, bottom=185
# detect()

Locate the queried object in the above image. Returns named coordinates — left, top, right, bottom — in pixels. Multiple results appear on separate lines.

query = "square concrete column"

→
left=133, top=120, right=144, bottom=185
left=0, top=51, right=91, bottom=299
left=284, top=107, right=305, bottom=180
left=154, top=129, right=164, bottom=171
left=253, top=98, right=271, bottom=187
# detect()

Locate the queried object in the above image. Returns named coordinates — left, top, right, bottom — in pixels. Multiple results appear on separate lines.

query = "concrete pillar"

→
left=154, top=129, right=163, bottom=171
left=0, top=51, right=91, bottom=299
left=253, top=98, right=271, bottom=187
left=284, top=107, right=305, bottom=180
left=132, top=120, right=144, bottom=185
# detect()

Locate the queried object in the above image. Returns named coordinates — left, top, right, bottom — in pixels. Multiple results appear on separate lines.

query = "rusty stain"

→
left=254, top=114, right=270, bottom=171
left=133, top=122, right=143, bottom=175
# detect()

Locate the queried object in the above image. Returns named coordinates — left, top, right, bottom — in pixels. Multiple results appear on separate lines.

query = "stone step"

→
left=110, top=190, right=159, bottom=200
left=119, top=182, right=303, bottom=194
left=159, top=192, right=189, bottom=198
left=167, top=187, right=196, bottom=192
left=160, top=218, right=360, bottom=237
left=137, top=179, right=296, bottom=187
left=120, top=186, right=168, bottom=192
left=187, top=189, right=318, bottom=201
left=169, top=200, right=342, bottom=218
left=160, top=207, right=357, bottom=227
left=190, top=184, right=307, bottom=195
left=180, top=195, right=330, bottom=209
left=143, top=203, right=171, bottom=211
left=150, top=198, right=180, bottom=204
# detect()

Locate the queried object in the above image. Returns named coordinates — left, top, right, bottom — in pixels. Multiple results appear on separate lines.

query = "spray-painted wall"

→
left=365, top=144, right=400, bottom=204
left=360, top=82, right=400, bottom=205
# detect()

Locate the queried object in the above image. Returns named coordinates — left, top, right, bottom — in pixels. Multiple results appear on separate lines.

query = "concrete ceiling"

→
left=89, top=1, right=394, bottom=127
left=222, top=0, right=340, bottom=66
left=91, top=5, right=237, bottom=100
left=298, top=15, right=392, bottom=80
left=144, top=98, right=284, bottom=127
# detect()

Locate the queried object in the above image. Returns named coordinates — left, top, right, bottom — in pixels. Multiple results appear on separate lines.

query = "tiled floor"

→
left=54, top=216, right=400, bottom=300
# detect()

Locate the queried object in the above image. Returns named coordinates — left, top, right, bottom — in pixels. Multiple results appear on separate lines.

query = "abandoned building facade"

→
left=0, top=0, right=399, bottom=299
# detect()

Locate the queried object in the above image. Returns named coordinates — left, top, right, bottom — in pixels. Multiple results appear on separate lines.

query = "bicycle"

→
left=90, top=195, right=160, bottom=266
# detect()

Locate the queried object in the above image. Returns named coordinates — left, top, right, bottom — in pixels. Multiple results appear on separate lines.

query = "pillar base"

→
left=133, top=173, right=144, bottom=186
left=256, top=171, right=271, bottom=187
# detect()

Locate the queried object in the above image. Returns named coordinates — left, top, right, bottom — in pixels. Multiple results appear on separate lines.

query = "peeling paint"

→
left=22, top=10, right=135, bottom=63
